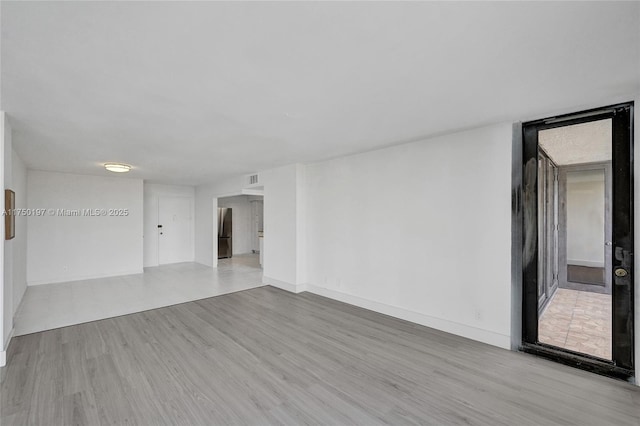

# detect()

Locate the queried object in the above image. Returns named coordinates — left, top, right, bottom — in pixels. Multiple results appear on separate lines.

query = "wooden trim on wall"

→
left=5, top=189, right=15, bottom=240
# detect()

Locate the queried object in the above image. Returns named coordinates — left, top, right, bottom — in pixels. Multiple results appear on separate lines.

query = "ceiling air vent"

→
left=249, top=174, right=259, bottom=185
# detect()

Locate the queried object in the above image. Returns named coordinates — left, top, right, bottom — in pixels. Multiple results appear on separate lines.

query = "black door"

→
left=521, top=102, right=634, bottom=380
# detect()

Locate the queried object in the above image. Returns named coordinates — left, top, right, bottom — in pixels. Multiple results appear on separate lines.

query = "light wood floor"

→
left=1, top=287, right=638, bottom=425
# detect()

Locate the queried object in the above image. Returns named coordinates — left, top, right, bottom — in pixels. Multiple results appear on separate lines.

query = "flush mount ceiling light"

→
left=104, top=163, right=132, bottom=173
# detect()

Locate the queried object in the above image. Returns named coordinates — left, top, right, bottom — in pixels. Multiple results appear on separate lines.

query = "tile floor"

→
left=538, top=288, right=612, bottom=359
left=13, top=254, right=263, bottom=336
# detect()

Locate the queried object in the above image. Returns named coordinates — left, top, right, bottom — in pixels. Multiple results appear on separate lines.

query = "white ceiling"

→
left=539, top=119, right=612, bottom=166
left=2, top=2, right=639, bottom=185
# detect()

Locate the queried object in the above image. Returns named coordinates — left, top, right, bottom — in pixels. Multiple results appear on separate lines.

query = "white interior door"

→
left=158, top=196, right=192, bottom=265
left=250, top=200, right=263, bottom=252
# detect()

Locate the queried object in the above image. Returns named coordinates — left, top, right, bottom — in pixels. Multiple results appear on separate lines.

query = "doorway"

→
left=216, top=195, right=263, bottom=267
left=521, top=102, right=634, bottom=380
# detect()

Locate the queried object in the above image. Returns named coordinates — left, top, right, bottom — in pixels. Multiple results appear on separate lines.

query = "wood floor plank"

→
left=86, top=354, right=137, bottom=425
left=62, top=391, right=101, bottom=426
left=2, top=286, right=639, bottom=426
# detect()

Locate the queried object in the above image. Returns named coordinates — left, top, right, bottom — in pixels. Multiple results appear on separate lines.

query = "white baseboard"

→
left=306, top=284, right=511, bottom=350
left=27, top=269, right=144, bottom=286
left=1, top=328, right=15, bottom=367
left=263, top=276, right=307, bottom=294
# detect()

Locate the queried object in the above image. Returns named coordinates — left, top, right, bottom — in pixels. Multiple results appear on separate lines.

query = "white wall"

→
left=218, top=195, right=254, bottom=255
left=143, top=183, right=194, bottom=267
left=11, top=150, right=27, bottom=315
left=261, top=164, right=305, bottom=291
left=27, top=171, right=143, bottom=285
left=1, top=113, right=10, bottom=364
left=305, top=123, right=513, bottom=348
left=566, top=170, right=605, bottom=267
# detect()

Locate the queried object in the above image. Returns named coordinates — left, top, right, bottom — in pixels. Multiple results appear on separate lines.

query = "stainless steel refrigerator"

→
left=218, top=207, right=232, bottom=259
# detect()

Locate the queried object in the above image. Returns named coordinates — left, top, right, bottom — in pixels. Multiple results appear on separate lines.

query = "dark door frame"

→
left=520, top=102, right=635, bottom=381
